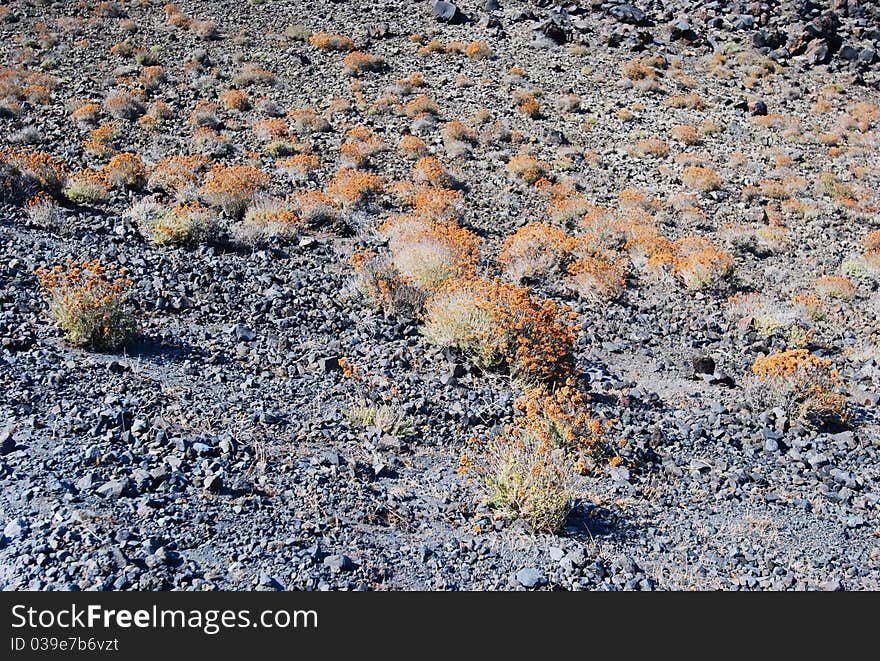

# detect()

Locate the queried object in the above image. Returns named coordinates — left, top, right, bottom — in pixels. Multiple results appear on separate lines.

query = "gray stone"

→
left=96, top=479, right=127, bottom=498
left=323, top=554, right=353, bottom=571
left=514, top=567, right=546, bottom=588
left=4, top=518, right=27, bottom=539
left=234, top=324, right=257, bottom=342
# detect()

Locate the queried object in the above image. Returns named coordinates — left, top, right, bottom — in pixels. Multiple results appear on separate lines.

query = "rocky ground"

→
left=1, top=0, right=879, bottom=590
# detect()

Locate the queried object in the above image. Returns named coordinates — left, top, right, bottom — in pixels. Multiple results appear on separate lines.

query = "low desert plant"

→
left=326, top=168, right=383, bottom=208
left=632, top=138, right=670, bottom=158
left=464, top=41, right=492, bottom=59
left=750, top=349, right=846, bottom=426
left=670, top=124, right=701, bottom=145
left=292, top=191, right=341, bottom=228
left=288, top=108, right=330, bottom=134
left=190, top=19, right=218, bottom=40
left=63, top=170, right=110, bottom=204
left=681, top=166, right=723, bottom=192
left=460, top=382, right=604, bottom=532
left=412, top=156, right=451, bottom=187
left=36, top=260, right=136, bottom=351
left=351, top=251, right=427, bottom=318
left=379, top=215, right=481, bottom=290
left=189, top=100, right=220, bottom=129
left=219, top=88, right=251, bottom=111
left=104, top=93, right=144, bottom=121
left=147, top=154, right=210, bottom=198
left=129, top=199, right=218, bottom=245
left=507, top=154, right=548, bottom=185
left=346, top=403, right=414, bottom=438
left=309, top=32, right=354, bottom=51
left=25, top=192, right=65, bottom=228
left=232, top=197, right=300, bottom=245
left=422, top=277, right=579, bottom=383
left=0, top=149, right=68, bottom=197
left=103, top=152, right=146, bottom=189
left=498, top=222, right=577, bottom=284
left=566, top=251, right=627, bottom=302
left=398, top=134, right=428, bottom=159
left=815, top=275, right=857, bottom=301
left=70, top=101, right=101, bottom=124
left=342, top=51, right=385, bottom=76
left=201, top=164, right=269, bottom=217
left=276, top=154, right=320, bottom=183
left=404, top=94, right=440, bottom=118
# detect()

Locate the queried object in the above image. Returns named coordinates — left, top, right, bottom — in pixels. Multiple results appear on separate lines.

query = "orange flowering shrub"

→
left=36, top=260, right=136, bottom=350
left=389, top=182, right=465, bottom=222
left=82, top=123, right=119, bottom=159
left=422, top=277, right=579, bottom=383
left=276, top=154, right=320, bottom=183
left=288, top=108, right=330, bottom=134
left=338, top=127, right=385, bottom=168
left=398, top=135, right=428, bottom=159
left=670, top=124, right=701, bottom=145
left=63, top=169, right=110, bottom=204
left=0, top=149, right=68, bottom=196
left=645, top=236, right=733, bottom=290
left=379, top=215, right=481, bottom=289
left=138, top=65, right=165, bottom=91
left=351, top=251, right=427, bottom=318
left=681, top=166, right=723, bottom=191
left=308, top=32, right=355, bottom=51
left=751, top=349, right=846, bottom=425
left=252, top=118, right=289, bottom=141
left=103, top=152, right=146, bottom=189
left=404, top=94, right=440, bottom=118
left=342, top=51, right=385, bottom=76
left=291, top=191, right=341, bottom=228
left=412, top=156, right=450, bottom=187
left=24, top=192, right=64, bottom=227
left=566, top=251, right=627, bottom=302
left=219, top=88, right=250, bottom=111
left=517, top=97, right=541, bottom=119
left=70, top=102, right=101, bottom=124
left=326, top=168, right=384, bottom=208
left=863, top=230, right=880, bottom=269
left=815, top=275, right=857, bottom=301
left=104, top=93, right=145, bottom=121
left=147, top=154, right=210, bottom=197
left=129, top=200, right=218, bottom=245
left=233, top=198, right=300, bottom=245
left=498, top=222, right=577, bottom=283
left=633, top=137, right=670, bottom=157
left=506, top=154, right=548, bottom=185
left=460, top=381, right=605, bottom=532
left=464, top=41, right=492, bottom=59
left=201, top=164, right=269, bottom=217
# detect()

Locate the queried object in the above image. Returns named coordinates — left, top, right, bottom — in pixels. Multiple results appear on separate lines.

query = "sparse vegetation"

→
left=37, top=260, right=136, bottom=350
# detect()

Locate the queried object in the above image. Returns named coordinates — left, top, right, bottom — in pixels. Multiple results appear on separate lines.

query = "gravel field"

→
left=1, top=0, right=878, bottom=590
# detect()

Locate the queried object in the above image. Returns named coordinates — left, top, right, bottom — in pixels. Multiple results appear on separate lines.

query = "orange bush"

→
left=147, top=154, right=210, bottom=195
left=103, top=152, right=146, bottom=189
left=499, top=223, right=577, bottom=283
left=201, top=164, right=269, bottom=217
left=326, top=168, right=384, bottom=208
left=308, top=32, right=355, bottom=51
left=379, top=215, right=481, bottom=289
left=36, top=260, right=136, bottom=350
left=751, top=349, right=845, bottom=424
left=422, top=277, right=579, bottom=383
left=507, top=154, right=548, bottom=185
left=219, top=88, right=251, bottom=111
